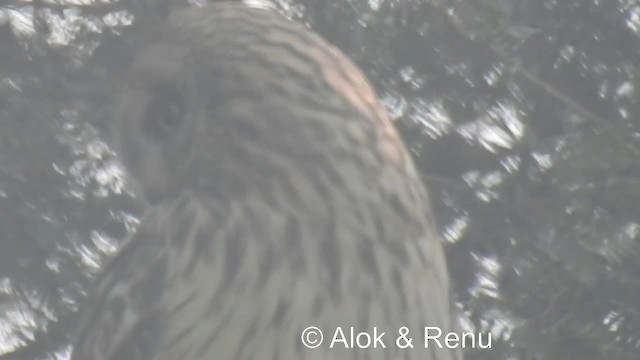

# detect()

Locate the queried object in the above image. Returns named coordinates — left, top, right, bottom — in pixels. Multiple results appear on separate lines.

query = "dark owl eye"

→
left=141, top=85, right=185, bottom=140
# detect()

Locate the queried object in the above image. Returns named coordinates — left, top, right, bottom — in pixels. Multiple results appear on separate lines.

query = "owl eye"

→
left=141, top=84, right=185, bottom=140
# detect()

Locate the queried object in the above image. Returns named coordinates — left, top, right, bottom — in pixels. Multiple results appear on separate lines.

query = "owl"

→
left=71, top=3, right=461, bottom=360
